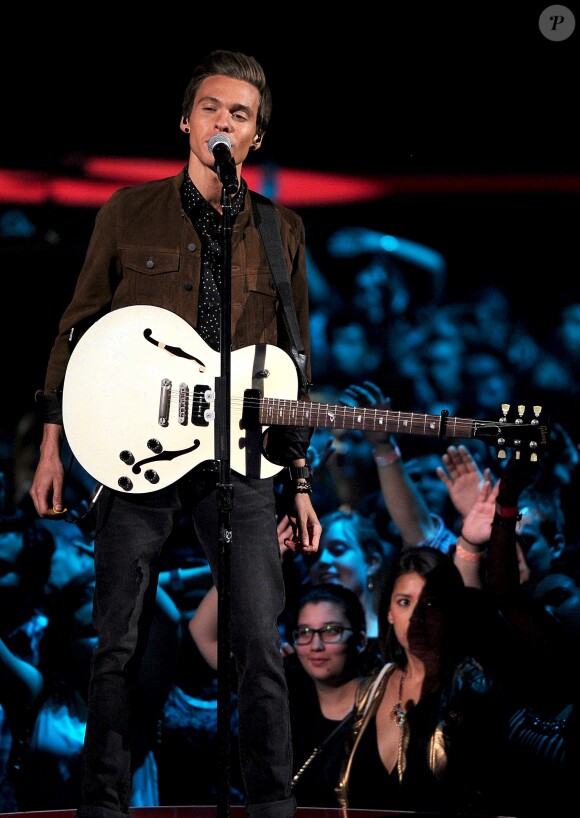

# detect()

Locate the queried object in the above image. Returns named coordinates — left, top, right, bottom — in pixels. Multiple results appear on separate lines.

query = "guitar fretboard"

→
left=259, top=398, right=479, bottom=440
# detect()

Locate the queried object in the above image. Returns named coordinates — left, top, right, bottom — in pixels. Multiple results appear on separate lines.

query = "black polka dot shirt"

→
left=181, top=168, right=247, bottom=351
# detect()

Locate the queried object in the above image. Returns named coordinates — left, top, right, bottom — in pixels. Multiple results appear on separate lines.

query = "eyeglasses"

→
left=292, top=625, right=354, bottom=645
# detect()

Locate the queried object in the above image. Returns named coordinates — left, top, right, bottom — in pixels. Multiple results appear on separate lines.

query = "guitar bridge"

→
left=158, top=378, right=171, bottom=427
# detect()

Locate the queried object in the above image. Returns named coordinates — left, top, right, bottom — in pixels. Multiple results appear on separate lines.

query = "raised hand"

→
left=460, top=479, right=500, bottom=547
left=339, top=381, right=397, bottom=449
left=436, top=444, right=494, bottom=518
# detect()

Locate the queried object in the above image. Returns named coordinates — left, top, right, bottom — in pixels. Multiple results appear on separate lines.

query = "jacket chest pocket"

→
left=122, top=248, right=182, bottom=304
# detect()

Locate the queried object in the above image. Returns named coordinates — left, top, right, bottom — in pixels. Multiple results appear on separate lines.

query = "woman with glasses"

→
left=189, top=581, right=371, bottom=807
left=286, top=583, right=369, bottom=807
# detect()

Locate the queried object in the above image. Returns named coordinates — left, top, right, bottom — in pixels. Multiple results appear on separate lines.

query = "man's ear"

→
left=249, top=132, right=263, bottom=151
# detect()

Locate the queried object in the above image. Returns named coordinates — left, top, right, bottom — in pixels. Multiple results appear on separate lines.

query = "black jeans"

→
left=79, top=470, right=296, bottom=818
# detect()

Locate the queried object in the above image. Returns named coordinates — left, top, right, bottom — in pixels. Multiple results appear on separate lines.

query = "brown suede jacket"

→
left=37, top=169, right=313, bottom=461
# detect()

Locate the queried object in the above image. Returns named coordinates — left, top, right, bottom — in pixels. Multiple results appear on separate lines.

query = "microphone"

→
left=208, top=134, right=238, bottom=194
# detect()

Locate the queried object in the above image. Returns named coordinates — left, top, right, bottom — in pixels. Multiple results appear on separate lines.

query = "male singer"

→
left=30, top=49, right=321, bottom=818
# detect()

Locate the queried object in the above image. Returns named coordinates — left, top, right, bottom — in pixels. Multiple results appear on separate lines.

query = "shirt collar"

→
left=181, top=167, right=247, bottom=221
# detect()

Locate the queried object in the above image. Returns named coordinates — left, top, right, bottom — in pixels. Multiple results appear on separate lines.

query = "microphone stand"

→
left=216, top=182, right=234, bottom=818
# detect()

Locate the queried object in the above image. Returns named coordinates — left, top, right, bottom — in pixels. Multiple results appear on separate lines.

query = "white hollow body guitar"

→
left=62, top=305, right=547, bottom=494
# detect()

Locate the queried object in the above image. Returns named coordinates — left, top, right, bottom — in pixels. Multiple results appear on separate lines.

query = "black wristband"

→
left=288, top=465, right=313, bottom=482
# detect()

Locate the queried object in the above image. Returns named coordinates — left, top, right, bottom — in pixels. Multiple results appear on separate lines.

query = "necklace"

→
left=390, top=669, right=407, bottom=728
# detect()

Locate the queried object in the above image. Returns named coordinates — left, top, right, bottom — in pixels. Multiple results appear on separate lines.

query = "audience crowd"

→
left=1, top=226, right=580, bottom=816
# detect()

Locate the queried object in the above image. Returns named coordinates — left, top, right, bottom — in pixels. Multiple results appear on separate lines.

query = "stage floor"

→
left=0, top=808, right=508, bottom=818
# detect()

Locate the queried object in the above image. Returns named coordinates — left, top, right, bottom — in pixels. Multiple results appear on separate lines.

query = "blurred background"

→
left=2, top=7, right=580, bottom=813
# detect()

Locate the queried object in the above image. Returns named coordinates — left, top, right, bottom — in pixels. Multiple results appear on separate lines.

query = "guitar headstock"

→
left=497, top=403, right=548, bottom=461
left=473, top=403, right=549, bottom=461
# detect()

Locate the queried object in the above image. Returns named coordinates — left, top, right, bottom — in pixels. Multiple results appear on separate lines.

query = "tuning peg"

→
left=501, top=404, right=510, bottom=417
left=498, top=449, right=507, bottom=459
left=518, top=405, right=525, bottom=417
left=533, top=405, right=542, bottom=417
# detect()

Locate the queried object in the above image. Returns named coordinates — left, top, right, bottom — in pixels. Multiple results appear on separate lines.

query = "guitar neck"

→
left=259, top=398, right=478, bottom=441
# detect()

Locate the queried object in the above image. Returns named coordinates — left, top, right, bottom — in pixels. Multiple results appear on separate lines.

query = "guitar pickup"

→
left=192, top=385, right=213, bottom=426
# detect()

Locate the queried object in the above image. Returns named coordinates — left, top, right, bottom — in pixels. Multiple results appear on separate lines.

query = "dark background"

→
left=3, top=6, right=579, bottom=174
left=2, top=5, right=579, bottom=434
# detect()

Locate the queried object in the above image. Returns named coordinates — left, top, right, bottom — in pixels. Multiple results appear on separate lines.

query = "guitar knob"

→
left=119, top=450, right=135, bottom=465
left=118, top=476, right=133, bottom=491
left=147, top=439, right=163, bottom=454
left=144, top=470, right=160, bottom=484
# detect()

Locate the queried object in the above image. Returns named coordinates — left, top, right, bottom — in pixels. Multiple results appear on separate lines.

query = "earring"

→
left=367, top=576, right=374, bottom=592
left=184, top=127, right=190, bottom=133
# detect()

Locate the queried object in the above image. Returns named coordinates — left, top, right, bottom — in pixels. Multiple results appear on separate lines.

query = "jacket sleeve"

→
left=35, top=194, right=123, bottom=424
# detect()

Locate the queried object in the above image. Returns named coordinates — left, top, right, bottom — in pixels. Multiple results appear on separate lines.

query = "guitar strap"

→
left=251, top=192, right=311, bottom=395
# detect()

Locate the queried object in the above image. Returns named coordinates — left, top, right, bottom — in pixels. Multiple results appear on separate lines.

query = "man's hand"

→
left=284, top=494, right=321, bottom=555
left=29, top=423, right=67, bottom=518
